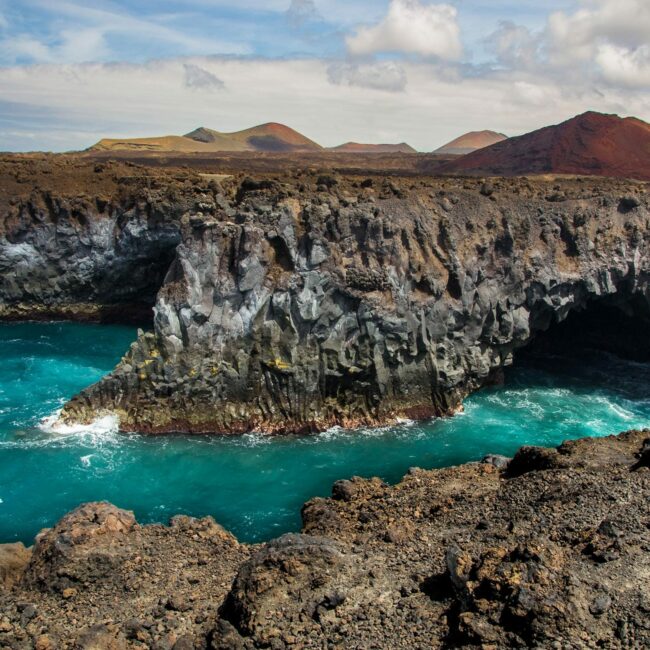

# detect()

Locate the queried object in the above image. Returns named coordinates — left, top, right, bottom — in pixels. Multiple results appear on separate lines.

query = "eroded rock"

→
left=0, top=432, right=647, bottom=648
left=30, top=170, right=649, bottom=436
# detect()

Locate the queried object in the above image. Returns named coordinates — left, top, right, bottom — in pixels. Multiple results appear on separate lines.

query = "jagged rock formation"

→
left=0, top=431, right=648, bottom=648
left=0, top=158, right=184, bottom=323
left=1, top=158, right=649, bottom=433
left=51, top=169, right=650, bottom=434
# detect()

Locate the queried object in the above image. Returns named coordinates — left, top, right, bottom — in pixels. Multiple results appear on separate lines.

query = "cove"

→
left=1, top=321, right=649, bottom=546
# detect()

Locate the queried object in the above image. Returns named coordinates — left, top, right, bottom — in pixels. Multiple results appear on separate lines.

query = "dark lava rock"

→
left=23, top=502, right=136, bottom=592
left=481, top=454, right=511, bottom=469
left=506, top=445, right=564, bottom=477
left=619, top=195, right=642, bottom=211
left=42, top=169, right=650, bottom=437
left=0, top=432, right=648, bottom=648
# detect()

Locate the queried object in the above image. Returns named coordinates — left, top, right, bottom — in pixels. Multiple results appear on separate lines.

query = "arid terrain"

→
left=441, top=112, right=650, bottom=180
left=1, top=134, right=649, bottom=647
left=434, top=130, right=508, bottom=155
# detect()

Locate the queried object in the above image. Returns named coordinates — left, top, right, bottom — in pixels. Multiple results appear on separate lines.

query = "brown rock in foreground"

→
left=0, top=545, right=31, bottom=590
left=1, top=430, right=648, bottom=648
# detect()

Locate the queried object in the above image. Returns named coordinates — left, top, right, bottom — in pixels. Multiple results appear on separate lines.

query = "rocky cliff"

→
left=0, top=158, right=185, bottom=323
left=1, top=157, right=649, bottom=434
left=63, top=173, right=650, bottom=434
left=1, top=431, right=648, bottom=648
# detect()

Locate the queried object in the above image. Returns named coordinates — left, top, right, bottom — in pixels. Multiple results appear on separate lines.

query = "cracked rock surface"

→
left=4, top=159, right=646, bottom=434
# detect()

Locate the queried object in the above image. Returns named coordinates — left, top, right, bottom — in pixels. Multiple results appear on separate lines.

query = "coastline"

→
left=1, top=429, right=648, bottom=648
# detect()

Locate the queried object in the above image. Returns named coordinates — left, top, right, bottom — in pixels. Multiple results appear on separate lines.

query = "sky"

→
left=0, top=0, right=649, bottom=151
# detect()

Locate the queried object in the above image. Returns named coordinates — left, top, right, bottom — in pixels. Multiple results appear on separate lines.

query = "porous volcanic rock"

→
left=0, top=545, right=31, bottom=590
left=0, top=431, right=648, bottom=648
left=0, top=502, right=248, bottom=648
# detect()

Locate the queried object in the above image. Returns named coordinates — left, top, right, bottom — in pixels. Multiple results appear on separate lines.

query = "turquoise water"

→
left=1, top=322, right=649, bottom=545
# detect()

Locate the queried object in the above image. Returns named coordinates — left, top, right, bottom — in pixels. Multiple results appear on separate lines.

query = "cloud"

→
left=0, top=11, right=7, bottom=30
left=0, top=0, right=248, bottom=65
left=346, top=0, right=462, bottom=59
left=547, top=0, right=650, bottom=65
left=0, top=28, right=108, bottom=64
left=480, top=0, right=650, bottom=93
left=183, top=63, right=225, bottom=90
left=486, top=21, right=539, bottom=70
left=1, top=56, right=648, bottom=154
left=285, top=0, right=321, bottom=28
left=327, top=61, right=407, bottom=92
left=596, top=44, right=650, bottom=88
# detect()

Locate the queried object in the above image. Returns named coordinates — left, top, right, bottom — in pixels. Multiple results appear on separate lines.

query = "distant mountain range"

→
left=90, top=123, right=322, bottom=153
left=327, top=142, right=417, bottom=153
left=87, top=111, right=650, bottom=181
left=434, top=130, right=508, bottom=155
left=89, top=123, right=417, bottom=154
left=440, top=111, right=650, bottom=181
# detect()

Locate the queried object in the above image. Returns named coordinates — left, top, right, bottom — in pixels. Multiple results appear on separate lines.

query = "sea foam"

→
left=39, top=410, right=120, bottom=440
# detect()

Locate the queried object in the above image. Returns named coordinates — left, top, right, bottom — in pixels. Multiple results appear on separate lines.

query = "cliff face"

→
left=0, top=159, right=184, bottom=323
left=62, top=174, right=650, bottom=434
left=1, top=431, right=648, bottom=648
left=1, top=158, right=649, bottom=434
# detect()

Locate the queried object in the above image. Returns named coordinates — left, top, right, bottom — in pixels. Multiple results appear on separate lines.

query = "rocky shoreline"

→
left=2, top=156, right=650, bottom=645
left=0, top=430, right=648, bottom=648
left=2, top=156, right=649, bottom=435
left=61, top=170, right=650, bottom=435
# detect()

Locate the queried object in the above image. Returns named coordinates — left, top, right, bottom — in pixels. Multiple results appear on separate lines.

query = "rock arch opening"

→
left=517, top=292, right=650, bottom=365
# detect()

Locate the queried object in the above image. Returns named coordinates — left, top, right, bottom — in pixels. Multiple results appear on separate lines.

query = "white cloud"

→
left=0, top=11, right=8, bottom=30
left=0, top=0, right=249, bottom=65
left=596, top=44, right=650, bottom=88
left=481, top=0, right=650, bottom=93
left=0, top=35, right=52, bottom=62
left=327, top=61, right=407, bottom=92
left=346, top=0, right=462, bottom=60
left=1, top=56, right=648, bottom=153
left=0, top=28, right=108, bottom=64
left=547, top=0, right=650, bottom=65
left=183, top=63, right=225, bottom=90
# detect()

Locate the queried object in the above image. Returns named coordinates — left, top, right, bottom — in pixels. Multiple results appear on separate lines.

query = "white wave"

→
left=237, top=432, right=274, bottom=447
left=80, top=454, right=93, bottom=467
left=605, top=402, right=636, bottom=420
left=38, top=410, right=120, bottom=440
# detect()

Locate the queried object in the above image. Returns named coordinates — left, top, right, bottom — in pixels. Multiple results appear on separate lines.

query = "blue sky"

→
left=0, top=0, right=649, bottom=151
left=0, top=1, right=564, bottom=64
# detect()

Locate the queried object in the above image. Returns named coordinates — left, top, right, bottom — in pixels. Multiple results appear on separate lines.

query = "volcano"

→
left=441, top=112, right=650, bottom=180
left=434, top=130, right=507, bottom=155
left=89, top=122, right=322, bottom=153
